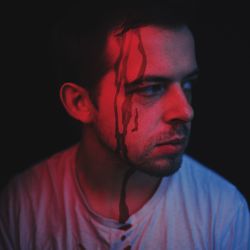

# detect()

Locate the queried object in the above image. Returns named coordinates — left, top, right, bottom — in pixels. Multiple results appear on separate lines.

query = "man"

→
left=1, top=3, right=249, bottom=249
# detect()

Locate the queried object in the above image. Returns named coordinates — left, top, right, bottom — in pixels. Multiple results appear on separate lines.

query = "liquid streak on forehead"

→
left=105, top=25, right=197, bottom=87
left=105, top=27, right=147, bottom=84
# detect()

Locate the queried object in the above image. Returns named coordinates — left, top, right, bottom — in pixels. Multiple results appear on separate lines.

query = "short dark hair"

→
left=51, top=1, right=195, bottom=94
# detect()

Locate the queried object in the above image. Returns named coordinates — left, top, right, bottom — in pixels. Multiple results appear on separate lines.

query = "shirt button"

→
left=124, top=245, right=131, bottom=250
left=121, top=235, right=126, bottom=241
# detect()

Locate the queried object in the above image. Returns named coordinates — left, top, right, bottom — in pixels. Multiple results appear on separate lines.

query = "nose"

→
left=162, top=83, right=194, bottom=124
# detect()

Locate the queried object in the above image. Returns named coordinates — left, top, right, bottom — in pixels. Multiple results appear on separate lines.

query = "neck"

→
left=75, top=126, right=161, bottom=221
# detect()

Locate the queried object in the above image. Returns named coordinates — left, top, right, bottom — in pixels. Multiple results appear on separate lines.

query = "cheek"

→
left=126, top=101, right=160, bottom=133
left=95, top=73, right=118, bottom=148
left=125, top=107, right=157, bottom=149
left=95, top=109, right=116, bottom=150
left=97, top=72, right=116, bottom=106
left=97, top=70, right=129, bottom=135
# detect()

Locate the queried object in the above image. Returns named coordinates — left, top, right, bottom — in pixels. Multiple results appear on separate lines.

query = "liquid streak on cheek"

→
left=113, top=30, right=147, bottom=226
left=119, top=168, right=135, bottom=224
left=114, top=30, right=147, bottom=160
left=131, top=108, right=138, bottom=132
left=113, top=33, right=126, bottom=158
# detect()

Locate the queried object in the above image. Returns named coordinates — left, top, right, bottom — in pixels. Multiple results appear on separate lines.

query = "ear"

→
left=60, top=82, right=96, bottom=123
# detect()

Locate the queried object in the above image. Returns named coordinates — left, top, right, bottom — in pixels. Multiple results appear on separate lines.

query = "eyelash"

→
left=130, top=80, right=195, bottom=98
left=134, top=84, right=166, bottom=97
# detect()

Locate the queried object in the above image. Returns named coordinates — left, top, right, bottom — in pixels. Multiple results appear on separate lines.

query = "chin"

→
left=134, top=154, right=183, bottom=177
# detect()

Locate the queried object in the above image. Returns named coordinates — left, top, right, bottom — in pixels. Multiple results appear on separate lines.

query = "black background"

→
left=2, top=1, right=249, bottom=205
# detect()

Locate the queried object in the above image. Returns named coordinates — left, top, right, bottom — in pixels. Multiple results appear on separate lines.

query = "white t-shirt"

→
left=0, top=144, right=249, bottom=249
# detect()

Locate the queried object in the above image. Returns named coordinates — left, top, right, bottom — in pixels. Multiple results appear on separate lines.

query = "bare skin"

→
left=76, top=130, right=160, bottom=221
left=62, top=25, right=198, bottom=222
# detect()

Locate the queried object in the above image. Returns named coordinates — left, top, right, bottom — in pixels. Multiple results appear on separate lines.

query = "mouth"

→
left=154, top=138, right=187, bottom=155
left=157, top=137, right=186, bottom=146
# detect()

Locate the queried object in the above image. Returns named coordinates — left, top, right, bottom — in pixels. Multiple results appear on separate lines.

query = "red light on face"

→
left=95, top=25, right=196, bottom=176
left=107, top=29, right=147, bottom=160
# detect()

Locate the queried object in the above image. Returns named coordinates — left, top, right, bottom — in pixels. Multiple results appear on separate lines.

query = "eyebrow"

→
left=124, top=68, right=199, bottom=92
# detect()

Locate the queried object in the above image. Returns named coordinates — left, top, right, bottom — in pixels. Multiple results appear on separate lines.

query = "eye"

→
left=182, top=80, right=192, bottom=90
left=132, top=83, right=166, bottom=97
left=181, top=80, right=195, bottom=102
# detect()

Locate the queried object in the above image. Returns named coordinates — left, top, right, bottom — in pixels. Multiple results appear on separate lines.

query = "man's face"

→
left=92, top=25, right=198, bottom=177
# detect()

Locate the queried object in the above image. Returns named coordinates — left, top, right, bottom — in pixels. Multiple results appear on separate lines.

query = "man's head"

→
left=58, top=3, right=198, bottom=177
left=53, top=3, right=196, bottom=97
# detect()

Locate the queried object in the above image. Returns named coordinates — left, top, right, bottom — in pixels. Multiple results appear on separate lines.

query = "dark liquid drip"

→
left=114, top=30, right=147, bottom=159
left=120, top=94, right=133, bottom=160
left=131, top=108, right=138, bottom=132
left=114, top=34, right=127, bottom=156
left=119, top=223, right=132, bottom=231
left=136, top=30, right=147, bottom=78
left=118, top=30, right=146, bottom=159
left=113, top=30, right=147, bottom=227
left=119, top=168, right=135, bottom=223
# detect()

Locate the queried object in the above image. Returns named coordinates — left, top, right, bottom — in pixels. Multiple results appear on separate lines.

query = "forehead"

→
left=105, top=25, right=197, bottom=82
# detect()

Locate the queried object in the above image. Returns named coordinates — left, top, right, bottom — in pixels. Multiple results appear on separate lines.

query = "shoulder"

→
left=181, top=154, right=241, bottom=194
left=179, top=155, right=250, bottom=247
left=0, top=143, right=79, bottom=205
left=179, top=154, right=249, bottom=218
left=20, top=143, right=77, bottom=181
left=0, top=144, right=79, bottom=248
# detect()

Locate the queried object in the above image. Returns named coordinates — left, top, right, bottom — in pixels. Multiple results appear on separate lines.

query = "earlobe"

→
left=60, top=82, right=96, bottom=123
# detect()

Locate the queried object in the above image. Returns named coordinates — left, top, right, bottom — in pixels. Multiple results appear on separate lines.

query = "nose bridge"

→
left=162, top=83, right=194, bottom=123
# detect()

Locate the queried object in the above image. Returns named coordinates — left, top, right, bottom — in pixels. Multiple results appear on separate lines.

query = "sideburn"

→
left=87, top=86, right=100, bottom=110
